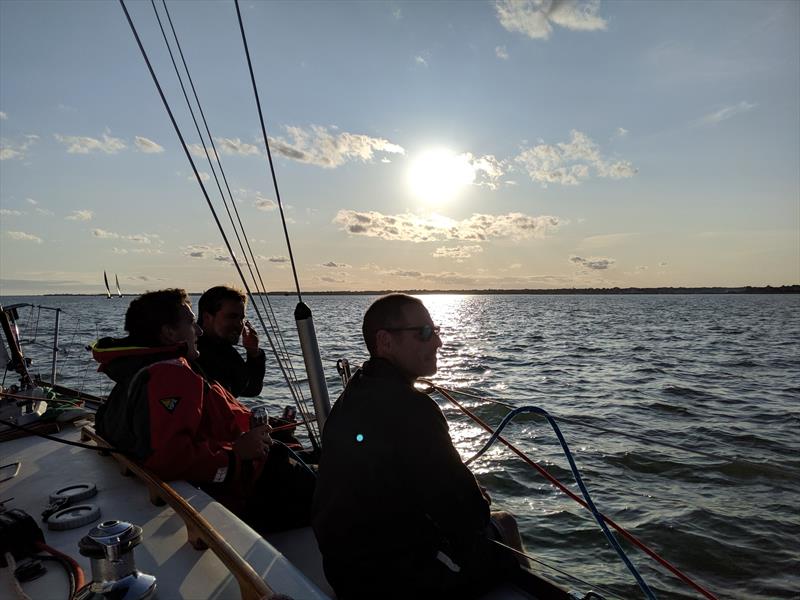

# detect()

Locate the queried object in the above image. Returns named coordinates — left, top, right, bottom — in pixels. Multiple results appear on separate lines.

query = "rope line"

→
left=490, top=539, right=625, bottom=600
left=469, top=405, right=656, bottom=599
left=118, top=0, right=319, bottom=448
left=234, top=0, right=303, bottom=303
left=150, top=0, right=312, bottom=421
left=431, top=384, right=718, bottom=600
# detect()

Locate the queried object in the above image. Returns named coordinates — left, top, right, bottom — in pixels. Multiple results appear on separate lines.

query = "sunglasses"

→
left=383, top=324, right=441, bottom=341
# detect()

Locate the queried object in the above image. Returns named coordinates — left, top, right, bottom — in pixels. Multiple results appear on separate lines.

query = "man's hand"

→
left=242, top=320, right=260, bottom=356
left=233, top=424, right=273, bottom=460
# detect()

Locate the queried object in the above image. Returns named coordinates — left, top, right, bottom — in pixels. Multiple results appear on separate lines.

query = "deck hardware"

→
left=75, top=520, right=156, bottom=600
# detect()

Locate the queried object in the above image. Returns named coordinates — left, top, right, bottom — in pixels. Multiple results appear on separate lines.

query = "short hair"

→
left=125, top=288, right=190, bottom=347
left=198, top=285, right=247, bottom=328
left=362, top=294, right=424, bottom=357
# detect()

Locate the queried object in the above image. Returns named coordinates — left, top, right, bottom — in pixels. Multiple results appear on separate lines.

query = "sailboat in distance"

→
left=115, top=274, right=122, bottom=298
left=103, top=270, right=111, bottom=299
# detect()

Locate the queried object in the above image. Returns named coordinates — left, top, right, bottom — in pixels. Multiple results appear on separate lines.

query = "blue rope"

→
left=466, top=405, right=657, bottom=600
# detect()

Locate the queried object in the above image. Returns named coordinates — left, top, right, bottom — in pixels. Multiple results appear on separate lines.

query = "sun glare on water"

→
left=407, top=148, right=475, bottom=206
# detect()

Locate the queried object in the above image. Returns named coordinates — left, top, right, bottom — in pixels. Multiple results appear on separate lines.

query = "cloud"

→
left=92, top=229, right=159, bottom=244
left=112, top=246, right=163, bottom=255
left=254, top=195, right=277, bottom=211
left=414, top=55, right=428, bottom=67
left=464, top=153, right=507, bottom=189
left=384, top=269, right=423, bottom=278
left=432, top=245, right=484, bottom=260
left=65, top=209, right=93, bottom=222
left=495, top=0, right=607, bottom=40
left=319, top=275, right=347, bottom=284
left=217, top=137, right=260, bottom=156
left=570, top=255, right=615, bottom=270
left=0, top=112, right=6, bottom=120
left=515, top=129, right=636, bottom=186
left=334, top=210, right=560, bottom=242
left=321, top=261, right=351, bottom=268
left=581, top=232, right=639, bottom=248
left=25, top=198, right=38, bottom=205
left=134, top=136, right=164, bottom=153
left=0, top=134, right=39, bottom=160
left=54, top=131, right=126, bottom=154
left=268, top=125, right=404, bottom=168
left=268, top=255, right=289, bottom=263
left=0, top=209, right=23, bottom=216
left=188, top=143, right=215, bottom=159
left=187, top=171, right=211, bottom=182
left=495, top=45, right=510, bottom=60
left=615, top=127, right=628, bottom=137
left=35, top=207, right=55, bottom=217
left=697, top=101, right=756, bottom=125
left=183, top=244, right=229, bottom=261
left=659, top=261, right=668, bottom=267
left=7, top=230, right=43, bottom=243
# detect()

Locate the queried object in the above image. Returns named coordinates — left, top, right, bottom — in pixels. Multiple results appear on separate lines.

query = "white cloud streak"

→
left=0, top=112, right=7, bottom=120
left=495, top=45, right=510, bottom=60
left=7, top=230, right=43, bottom=243
left=698, top=101, right=756, bottom=125
left=134, top=136, right=164, bottom=153
left=268, top=125, right=404, bottom=168
left=515, top=130, right=636, bottom=186
left=55, top=132, right=126, bottom=154
left=432, top=245, right=484, bottom=260
left=0, top=135, right=39, bottom=160
left=495, top=0, right=607, bottom=40
left=92, top=229, right=159, bottom=244
left=334, top=210, right=560, bottom=242
left=0, top=209, right=23, bottom=216
left=66, top=210, right=94, bottom=222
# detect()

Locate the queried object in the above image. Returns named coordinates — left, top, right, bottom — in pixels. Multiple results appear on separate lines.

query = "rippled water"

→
left=3, top=293, right=798, bottom=599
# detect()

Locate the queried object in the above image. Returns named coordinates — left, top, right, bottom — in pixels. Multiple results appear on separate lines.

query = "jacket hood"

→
left=91, top=337, right=187, bottom=383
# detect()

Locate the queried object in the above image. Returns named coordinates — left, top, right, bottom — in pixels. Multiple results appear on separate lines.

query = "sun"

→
left=407, top=148, right=475, bottom=205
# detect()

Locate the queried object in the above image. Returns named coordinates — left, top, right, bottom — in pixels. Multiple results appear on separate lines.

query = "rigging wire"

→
left=490, top=540, right=625, bottom=600
left=430, top=384, right=719, bottom=600
left=234, top=0, right=302, bottom=304
left=467, top=405, right=656, bottom=599
left=154, top=0, right=317, bottom=440
left=118, top=0, right=320, bottom=448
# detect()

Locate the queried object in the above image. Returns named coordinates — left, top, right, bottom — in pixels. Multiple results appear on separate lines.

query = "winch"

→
left=74, top=520, right=156, bottom=600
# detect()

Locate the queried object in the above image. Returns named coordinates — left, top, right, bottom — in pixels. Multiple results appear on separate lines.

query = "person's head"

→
left=124, top=288, right=202, bottom=359
left=362, top=294, right=442, bottom=381
left=198, top=285, right=247, bottom=344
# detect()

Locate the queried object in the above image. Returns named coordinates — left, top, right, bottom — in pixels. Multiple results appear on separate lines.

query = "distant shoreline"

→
left=17, top=284, right=800, bottom=297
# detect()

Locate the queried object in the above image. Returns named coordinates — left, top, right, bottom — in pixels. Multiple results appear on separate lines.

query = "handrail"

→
left=80, top=426, right=274, bottom=600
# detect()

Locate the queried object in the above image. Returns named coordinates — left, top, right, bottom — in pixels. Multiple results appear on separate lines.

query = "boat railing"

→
left=80, top=425, right=276, bottom=600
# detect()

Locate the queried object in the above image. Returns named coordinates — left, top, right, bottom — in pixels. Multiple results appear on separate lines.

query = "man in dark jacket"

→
left=312, top=294, right=520, bottom=599
left=195, top=285, right=265, bottom=398
left=93, top=289, right=313, bottom=532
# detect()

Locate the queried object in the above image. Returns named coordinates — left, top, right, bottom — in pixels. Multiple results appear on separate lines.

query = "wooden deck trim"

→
left=80, top=425, right=275, bottom=600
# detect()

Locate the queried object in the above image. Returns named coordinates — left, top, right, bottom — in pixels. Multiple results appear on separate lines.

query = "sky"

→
left=1, top=0, right=798, bottom=295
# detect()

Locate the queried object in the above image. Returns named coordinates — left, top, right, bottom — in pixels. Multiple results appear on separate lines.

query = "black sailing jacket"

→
left=312, top=358, right=493, bottom=598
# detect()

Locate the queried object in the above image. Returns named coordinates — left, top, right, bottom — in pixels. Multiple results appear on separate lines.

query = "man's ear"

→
left=159, top=323, right=178, bottom=346
left=374, top=329, right=393, bottom=358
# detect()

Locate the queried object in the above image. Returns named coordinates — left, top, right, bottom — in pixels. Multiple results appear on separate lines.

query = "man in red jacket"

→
left=93, top=288, right=313, bottom=532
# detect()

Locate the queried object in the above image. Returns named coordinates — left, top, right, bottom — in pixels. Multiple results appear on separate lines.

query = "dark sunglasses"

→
left=383, top=324, right=441, bottom=341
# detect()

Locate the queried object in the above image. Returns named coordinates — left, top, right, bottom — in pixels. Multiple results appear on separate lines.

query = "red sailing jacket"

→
left=93, top=339, right=257, bottom=486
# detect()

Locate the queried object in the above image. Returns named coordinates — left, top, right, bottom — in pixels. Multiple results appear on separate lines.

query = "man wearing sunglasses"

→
left=313, top=294, right=519, bottom=599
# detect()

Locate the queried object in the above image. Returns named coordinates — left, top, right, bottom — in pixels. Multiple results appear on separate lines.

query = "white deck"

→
left=0, top=422, right=332, bottom=599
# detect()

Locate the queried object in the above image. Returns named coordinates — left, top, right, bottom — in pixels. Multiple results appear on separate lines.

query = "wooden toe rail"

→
left=81, top=426, right=274, bottom=600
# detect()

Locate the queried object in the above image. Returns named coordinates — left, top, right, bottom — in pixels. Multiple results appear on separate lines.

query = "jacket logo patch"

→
left=159, top=397, right=180, bottom=412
